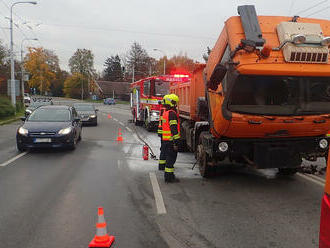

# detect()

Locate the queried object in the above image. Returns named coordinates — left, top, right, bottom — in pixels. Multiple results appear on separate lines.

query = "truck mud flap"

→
left=254, top=143, right=300, bottom=169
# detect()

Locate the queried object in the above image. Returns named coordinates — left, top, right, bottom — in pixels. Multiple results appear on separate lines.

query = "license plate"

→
left=34, top=138, right=51, bottom=143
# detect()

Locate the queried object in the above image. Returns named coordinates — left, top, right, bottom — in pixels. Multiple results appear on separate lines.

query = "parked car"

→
left=104, top=98, right=116, bottom=105
left=73, top=103, right=98, bottom=126
left=17, top=105, right=82, bottom=151
left=25, top=99, right=53, bottom=117
left=23, top=93, right=31, bottom=106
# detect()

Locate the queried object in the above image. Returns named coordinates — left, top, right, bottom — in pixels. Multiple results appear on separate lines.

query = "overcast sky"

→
left=0, top=0, right=329, bottom=72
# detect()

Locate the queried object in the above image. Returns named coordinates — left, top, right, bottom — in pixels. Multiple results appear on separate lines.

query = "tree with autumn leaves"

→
left=24, top=47, right=56, bottom=95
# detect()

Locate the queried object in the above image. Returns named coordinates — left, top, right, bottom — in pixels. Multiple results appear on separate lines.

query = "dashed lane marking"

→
left=113, top=118, right=118, bottom=122
left=149, top=172, right=167, bottom=215
left=0, top=152, right=28, bottom=167
left=296, top=173, right=325, bottom=187
left=118, top=121, right=124, bottom=126
left=126, top=127, right=132, bottom=132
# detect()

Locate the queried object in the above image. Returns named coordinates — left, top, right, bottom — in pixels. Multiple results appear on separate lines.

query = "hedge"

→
left=0, top=96, right=16, bottom=118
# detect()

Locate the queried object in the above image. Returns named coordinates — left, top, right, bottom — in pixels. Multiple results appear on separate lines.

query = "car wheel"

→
left=17, top=143, right=25, bottom=152
left=69, top=137, right=77, bottom=150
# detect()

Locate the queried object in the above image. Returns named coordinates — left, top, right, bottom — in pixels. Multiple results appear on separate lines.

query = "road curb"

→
left=0, top=116, right=21, bottom=126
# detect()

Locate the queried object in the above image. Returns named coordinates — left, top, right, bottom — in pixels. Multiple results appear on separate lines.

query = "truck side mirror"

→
left=208, top=63, right=227, bottom=91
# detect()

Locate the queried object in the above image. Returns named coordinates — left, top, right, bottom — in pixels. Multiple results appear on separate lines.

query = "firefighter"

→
left=162, top=94, right=180, bottom=183
left=157, top=95, right=167, bottom=171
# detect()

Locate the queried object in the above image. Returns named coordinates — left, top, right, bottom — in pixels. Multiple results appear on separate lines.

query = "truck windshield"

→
left=228, top=75, right=330, bottom=116
left=154, top=80, right=170, bottom=97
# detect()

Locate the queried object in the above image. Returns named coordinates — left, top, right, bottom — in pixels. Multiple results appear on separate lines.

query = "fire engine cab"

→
left=130, top=74, right=189, bottom=131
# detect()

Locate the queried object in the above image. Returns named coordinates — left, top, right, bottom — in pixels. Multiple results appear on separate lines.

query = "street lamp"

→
left=21, top=38, right=38, bottom=97
left=10, top=1, right=37, bottom=107
left=153, top=48, right=166, bottom=75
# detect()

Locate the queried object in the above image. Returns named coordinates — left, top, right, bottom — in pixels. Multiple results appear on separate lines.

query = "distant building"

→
left=94, top=81, right=130, bottom=100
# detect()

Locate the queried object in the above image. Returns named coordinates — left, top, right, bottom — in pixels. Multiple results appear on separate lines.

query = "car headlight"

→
left=26, top=109, right=32, bottom=114
left=151, top=111, right=159, bottom=117
left=319, top=139, right=328, bottom=149
left=58, top=127, right=72, bottom=135
left=18, top=127, right=28, bottom=136
left=90, top=115, right=96, bottom=118
left=218, top=142, right=229, bottom=152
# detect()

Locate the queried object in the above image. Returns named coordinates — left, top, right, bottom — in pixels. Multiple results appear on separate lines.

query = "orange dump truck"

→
left=171, top=5, right=330, bottom=177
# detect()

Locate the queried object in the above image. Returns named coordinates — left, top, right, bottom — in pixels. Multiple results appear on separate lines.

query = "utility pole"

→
left=132, top=64, right=135, bottom=83
left=153, top=49, right=166, bottom=75
left=10, top=1, right=37, bottom=107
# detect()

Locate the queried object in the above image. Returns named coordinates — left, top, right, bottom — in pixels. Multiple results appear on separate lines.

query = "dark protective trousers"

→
left=158, top=140, right=166, bottom=170
left=163, top=141, right=178, bottom=182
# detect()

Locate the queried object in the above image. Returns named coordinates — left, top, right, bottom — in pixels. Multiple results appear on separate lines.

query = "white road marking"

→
left=113, top=118, right=118, bottom=122
left=302, top=173, right=326, bottom=184
left=149, top=172, right=167, bottom=215
left=118, top=121, right=125, bottom=126
left=0, top=152, right=28, bottom=167
left=126, top=127, right=132, bottom=132
left=297, top=173, right=325, bottom=187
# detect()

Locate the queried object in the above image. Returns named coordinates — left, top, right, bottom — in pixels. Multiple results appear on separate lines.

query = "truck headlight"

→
left=218, top=142, right=229, bottom=152
left=319, top=139, right=328, bottom=149
left=58, top=127, right=72, bottom=135
left=90, top=115, right=96, bottom=118
left=18, top=127, right=28, bottom=136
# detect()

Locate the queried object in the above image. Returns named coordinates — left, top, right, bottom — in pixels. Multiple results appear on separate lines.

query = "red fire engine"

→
left=130, top=74, right=189, bottom=131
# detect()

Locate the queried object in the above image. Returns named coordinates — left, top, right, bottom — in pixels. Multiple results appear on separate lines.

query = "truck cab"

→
left=174, top=5, right=330, bottom=177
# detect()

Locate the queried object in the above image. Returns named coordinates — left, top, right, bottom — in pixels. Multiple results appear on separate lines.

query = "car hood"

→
left=22, top=122, right=71, bottom=132
left=77, top=111, right=95, bottom=115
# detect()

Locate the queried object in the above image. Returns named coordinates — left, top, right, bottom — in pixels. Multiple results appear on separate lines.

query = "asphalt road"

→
left=0, top=100, right=326, bottom=248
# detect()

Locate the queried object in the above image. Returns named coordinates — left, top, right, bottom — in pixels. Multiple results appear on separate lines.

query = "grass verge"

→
left=0, top=110, right=25, bottom=126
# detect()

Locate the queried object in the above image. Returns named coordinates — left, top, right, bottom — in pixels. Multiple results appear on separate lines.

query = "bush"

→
left=16, top=101, right=24, bottom=112
left=0, top=96, right=15, bottom=118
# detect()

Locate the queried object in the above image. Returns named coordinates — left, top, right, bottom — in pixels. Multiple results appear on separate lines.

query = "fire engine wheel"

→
left=197, top=143, right=215, bottom=178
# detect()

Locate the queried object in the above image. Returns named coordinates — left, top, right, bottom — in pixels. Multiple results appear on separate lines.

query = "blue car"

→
left=104, top=98, right=116, bottom=105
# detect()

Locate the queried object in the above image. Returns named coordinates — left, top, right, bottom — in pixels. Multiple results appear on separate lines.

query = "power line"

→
left=0, top=0, right=42, bottom=46
left=295, top=0, right=328, bottom=15
left=42, top=22, right=216, bottom=40
left=305, top=6, right=330, bottom=17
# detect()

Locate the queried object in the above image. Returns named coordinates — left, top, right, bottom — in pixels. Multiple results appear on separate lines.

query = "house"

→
left=94, top=81, right=130, bottom=100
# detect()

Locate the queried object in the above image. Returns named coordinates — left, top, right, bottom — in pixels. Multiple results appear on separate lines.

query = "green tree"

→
left=202, top=47, right=211, bottom=63
left=103, top=55, right=123, bottom=81
left=63, top=73, right=88, bottom=99
left=69, top=48, right=95, bottom=77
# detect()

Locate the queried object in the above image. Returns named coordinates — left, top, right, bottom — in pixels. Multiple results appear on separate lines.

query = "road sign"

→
left=7, top=80, right=20, bottom=96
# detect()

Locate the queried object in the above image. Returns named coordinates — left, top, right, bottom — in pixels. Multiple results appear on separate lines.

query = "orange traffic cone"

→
left=107, top=114, right=112, bottom=119
left=116, top=128, right=123, bottom=142
left=89, top=207, right=115, bottom=248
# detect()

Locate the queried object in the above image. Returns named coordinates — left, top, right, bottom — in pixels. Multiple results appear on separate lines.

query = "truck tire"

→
left=197, top=137, right=215, bottom=178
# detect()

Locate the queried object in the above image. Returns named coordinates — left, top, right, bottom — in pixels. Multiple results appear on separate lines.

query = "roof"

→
left=96, top=81, right=130, bottom=95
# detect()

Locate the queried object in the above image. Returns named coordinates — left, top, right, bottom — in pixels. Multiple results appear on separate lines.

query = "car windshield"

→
left=28, top=108, right=71, bottom=122
left=228, top=75, right=330, bottom=116
left=29, top=101, right=52, bottom=108
left=154, top=80, right=170, bottom=97
left=74, top=104, right=94, bottom=111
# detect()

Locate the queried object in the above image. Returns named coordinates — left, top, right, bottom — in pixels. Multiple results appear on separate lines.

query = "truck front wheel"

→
left=197, top=142, right=215, bottom=178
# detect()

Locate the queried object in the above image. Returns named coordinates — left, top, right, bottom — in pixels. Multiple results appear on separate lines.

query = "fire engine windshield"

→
left=153, top=79, right=170, bottom=97
left=228, top=75, right=330, bottom=116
